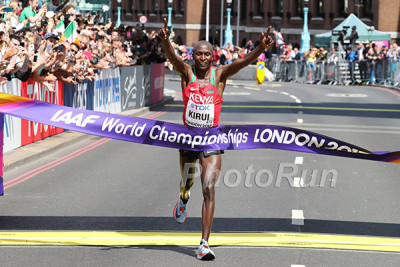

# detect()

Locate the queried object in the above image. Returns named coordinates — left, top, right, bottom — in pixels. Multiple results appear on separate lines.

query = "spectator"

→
left=306, top=47, right=317, bottom=83
left=348, top=26, right=359, bottom=51
left=358, top=43, right=368, bottom=83
left=244, top=40, right=254, bottom=54
left=346, top=47, right=357, bottom=84
left=19, top=0, right=47, bottom=28
left=273, top=28, right=284, bottom=55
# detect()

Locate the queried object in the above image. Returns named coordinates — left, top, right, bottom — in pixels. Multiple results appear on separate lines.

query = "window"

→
left=363, top=0, right=373, bottom=19
left=338, top=0, right=348, bottom=17
left=240, top=0, right=247, bottom=22
left=257, top=0, right=264, bottom=16
left=140, top=0, right=146, bottom=13
left=275, top=0, right=283, bottom=16
left=178, top=0, right=184, bottom=14
left=316, top=0, right=324, bottom=17
left=295, top=0, right=303, bottom=16
left=152, top=0, right=158, bottom=13
left=128, top=0, right=133, bottom=13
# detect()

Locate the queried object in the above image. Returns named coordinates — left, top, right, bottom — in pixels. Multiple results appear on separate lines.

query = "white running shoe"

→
left=197, top=239, right=215, bottom=260
left=173, top=194, right=188, bottom=224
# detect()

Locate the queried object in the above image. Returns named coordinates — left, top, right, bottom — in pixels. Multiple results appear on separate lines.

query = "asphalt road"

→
left=1, top=76, right=400, bottom=266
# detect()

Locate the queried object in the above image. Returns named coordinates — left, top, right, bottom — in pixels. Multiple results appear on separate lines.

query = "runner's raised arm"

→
left=218, top=26, right=274, bottom=82
left=158, top=18, right=190, bottom=81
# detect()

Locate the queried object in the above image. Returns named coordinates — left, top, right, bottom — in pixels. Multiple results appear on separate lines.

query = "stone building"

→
left=111, top=0, right=400, bottom=47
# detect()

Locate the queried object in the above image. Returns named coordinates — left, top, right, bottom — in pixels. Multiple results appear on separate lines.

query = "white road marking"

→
left=266, top=89, right=278, bottom=93
left=297, top=118, right=304, bottom=124
left=223, top=92, right=251, bottom=96
left=294, top=157, right=304, bottom=165
left=280, top=92, right=289, bottom=95
left=292, top=210, right=305, bottom=225
left=244, top=87, right=261, bottom=91
left=326, top=93, right=368, bottom=98
left=291, top=265, right=306, bottom=267
left=296, top=99, right=302, bottom=103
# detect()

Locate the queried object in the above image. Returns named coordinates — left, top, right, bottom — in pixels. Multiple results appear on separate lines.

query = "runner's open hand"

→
left=158, top=18, right=170, bottom=40
left=260, top=26, right=274, bottom=49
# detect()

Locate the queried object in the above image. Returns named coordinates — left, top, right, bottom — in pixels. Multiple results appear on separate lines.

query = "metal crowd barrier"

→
left=265, top=57, right=400, bottom=87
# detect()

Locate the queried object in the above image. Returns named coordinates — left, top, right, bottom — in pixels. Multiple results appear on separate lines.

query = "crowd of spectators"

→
left=0, top=0, right=167, bottom=91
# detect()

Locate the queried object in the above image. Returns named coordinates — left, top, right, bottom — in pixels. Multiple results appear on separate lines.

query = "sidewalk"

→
left=3, top=96, right=175, bottom=171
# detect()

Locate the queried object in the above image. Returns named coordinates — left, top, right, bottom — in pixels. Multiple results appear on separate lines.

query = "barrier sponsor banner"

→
left=0, top=114, right=3, bottom=195
left=20, top=80, right=64, bottom=146
left=143, top=65, right=152, bottom=107
left=0, top=93, right=399, bottom=166
left=0, top=79, right=21, bottom=152
left=64, top=80, right=95, bottom=110
left=94, top=68, right=121, bottom=113
left=151, top=63, right=165, bottom=104
left=120, top=66, right=138, bottom=111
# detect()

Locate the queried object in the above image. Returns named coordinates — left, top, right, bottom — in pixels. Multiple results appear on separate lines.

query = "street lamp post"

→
left=224, top=0, right=233, bottom=48
left=76, top=0, right=81, bottom=14
left=167, top=0, right=174, bottom=39
left=116, top=0, right=122, bottom=28
left=300, top=0, right=310, bottom=54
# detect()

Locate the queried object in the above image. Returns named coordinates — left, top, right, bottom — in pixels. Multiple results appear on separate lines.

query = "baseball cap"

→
left=44, top=32, right=59, bottom=39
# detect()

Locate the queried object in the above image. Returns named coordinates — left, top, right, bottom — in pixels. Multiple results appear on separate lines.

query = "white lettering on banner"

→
left=95, top=69, right=121, bottom=113
left=50, top=110, right=100, bottom=127
left=148, top=126, right=248, bottom=148
left=189, top=92, right=213, bottom=104
left=101, top=117, right=146, bottom=137
left=73, top=82, right=88, bottom=109
left=253, top=129, right=369, bottom=154
left=185, top=100, right=214, bottom=128
left=27, top=82, right=58, bottom=137
left=141, top=73, right=151, bottom=107
left=122, top=68, right=137, bottom=110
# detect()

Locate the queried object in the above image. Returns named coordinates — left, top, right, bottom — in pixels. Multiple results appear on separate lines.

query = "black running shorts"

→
left=179, top=149, right=224, bottom=161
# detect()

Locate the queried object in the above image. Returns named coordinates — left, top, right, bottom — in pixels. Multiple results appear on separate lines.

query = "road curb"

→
left=4, top=96, right=175, bottom=171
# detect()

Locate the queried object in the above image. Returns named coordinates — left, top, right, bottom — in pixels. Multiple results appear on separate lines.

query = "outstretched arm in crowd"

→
left=158, top=18, right=191, bottom=82
left=217, top=26, right=274, bottom=83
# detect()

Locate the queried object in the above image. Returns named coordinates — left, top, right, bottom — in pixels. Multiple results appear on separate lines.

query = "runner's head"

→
left=193, top=40, right=213, bottom=70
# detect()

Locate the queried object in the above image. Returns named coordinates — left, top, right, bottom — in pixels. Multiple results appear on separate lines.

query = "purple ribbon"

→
left=0, top=97, right=399, bottom=165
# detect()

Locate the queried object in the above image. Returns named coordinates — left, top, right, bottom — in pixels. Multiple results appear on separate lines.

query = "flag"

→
left=54, top=18, right=65, bottom=35
left=61, top=21, right=78, bottom=44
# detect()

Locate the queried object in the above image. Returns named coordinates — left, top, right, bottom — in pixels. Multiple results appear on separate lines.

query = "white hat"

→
left=46, top=11, right=55, bottom=19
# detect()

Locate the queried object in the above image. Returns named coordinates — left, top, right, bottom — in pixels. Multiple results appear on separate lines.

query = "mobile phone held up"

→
left=3, top=7, right=13, bottom=13
left=46, top=44, right=52, bottom=53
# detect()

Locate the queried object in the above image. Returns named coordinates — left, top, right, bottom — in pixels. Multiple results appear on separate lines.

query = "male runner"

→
left=158, top=19, right=274, bottom=260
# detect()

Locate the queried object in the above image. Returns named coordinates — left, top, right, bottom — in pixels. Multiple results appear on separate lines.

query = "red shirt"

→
left=182, top=66, right=223, bottom=128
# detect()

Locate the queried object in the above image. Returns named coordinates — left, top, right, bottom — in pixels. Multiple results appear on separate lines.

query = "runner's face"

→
left=194, top=44, right=212, bottom=70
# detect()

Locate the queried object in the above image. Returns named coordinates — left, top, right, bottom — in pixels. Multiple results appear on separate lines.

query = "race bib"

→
left=185, top=99, right=214, bottom=128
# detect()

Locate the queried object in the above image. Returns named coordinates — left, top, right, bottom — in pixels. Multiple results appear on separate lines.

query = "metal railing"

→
left=265, top=57, right=400, bottom=87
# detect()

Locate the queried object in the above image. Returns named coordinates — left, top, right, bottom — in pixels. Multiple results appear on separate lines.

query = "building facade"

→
left=111, top=0, right=400, bottom=47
